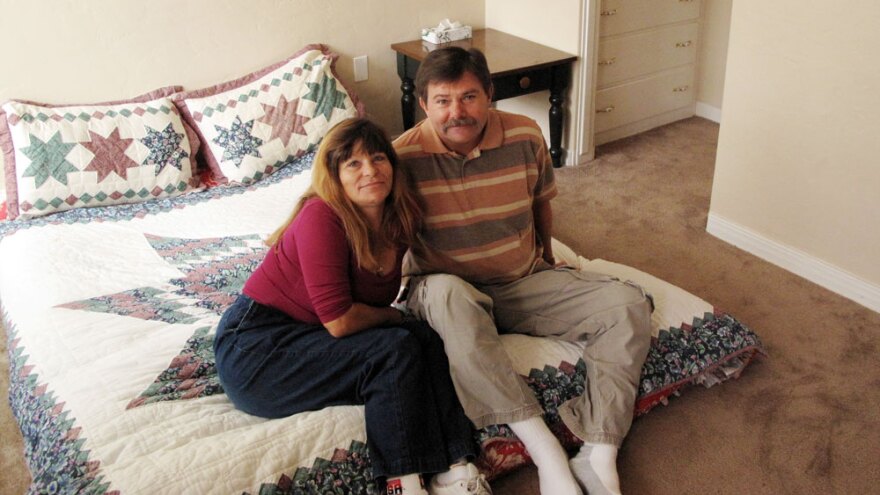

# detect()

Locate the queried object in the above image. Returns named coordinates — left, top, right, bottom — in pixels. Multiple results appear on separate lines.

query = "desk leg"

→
left=549, top=92, right=564, bottom=168
left=401, top=77, right=416, bottom=130
left=549, top=64, right=571, bottom=168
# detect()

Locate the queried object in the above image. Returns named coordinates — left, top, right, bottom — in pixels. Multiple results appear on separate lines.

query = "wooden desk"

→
left=391, top=28, right=577, bottom=167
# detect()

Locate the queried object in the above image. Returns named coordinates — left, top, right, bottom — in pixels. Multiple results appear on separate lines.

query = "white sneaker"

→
left=428, top=463, right=492, bottom=495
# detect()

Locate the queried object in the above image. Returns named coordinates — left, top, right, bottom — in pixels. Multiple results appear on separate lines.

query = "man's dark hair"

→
left=415, top=47, right=493, bottom=102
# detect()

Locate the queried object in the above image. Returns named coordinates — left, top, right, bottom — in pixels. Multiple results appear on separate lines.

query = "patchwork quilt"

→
left=0, top=153, right=763, bottom=494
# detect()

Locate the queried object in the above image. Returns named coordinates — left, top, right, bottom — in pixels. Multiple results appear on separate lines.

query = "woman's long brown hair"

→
left=265, top=118, right=424, bottom=271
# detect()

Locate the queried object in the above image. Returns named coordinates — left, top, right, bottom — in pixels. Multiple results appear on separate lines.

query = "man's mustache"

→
left=443, top=117, right=478, bottom=131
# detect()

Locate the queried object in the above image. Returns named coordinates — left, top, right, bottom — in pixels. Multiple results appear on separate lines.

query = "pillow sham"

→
left=174, top=44, right=363, bottom=185
left=1, top=87, right=201, bottom=220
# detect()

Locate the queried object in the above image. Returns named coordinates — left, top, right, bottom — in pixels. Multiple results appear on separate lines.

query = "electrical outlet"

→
left=353, top=55, right=368, bottom=82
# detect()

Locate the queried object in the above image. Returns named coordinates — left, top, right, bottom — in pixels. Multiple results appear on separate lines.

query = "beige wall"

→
left=0, top=0, right=485, bottom=194
left=709, top=2, right=880, bottom=302
left=696, top=0, right=732, bottom=110
left=486, top=0, right=583, bottom=51
left=485, top=0, right=585, bottom=164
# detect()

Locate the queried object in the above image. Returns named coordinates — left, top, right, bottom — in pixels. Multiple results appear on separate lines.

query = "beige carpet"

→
left=3, top=117, right=879, bottom=494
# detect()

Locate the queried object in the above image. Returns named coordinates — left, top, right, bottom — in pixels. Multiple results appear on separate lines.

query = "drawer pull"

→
left=673, top=85, right=690, bottom=92
left=679, top=0, right=695, bottom=2
left=600, top=9, right=617, bottom=16
left=519, top=76, right=531, bottom=89
left=675, top=40, right=692, bottom=48
left=598, top=58, right=616, bottom=66
left=596, top=105, right=615, bottom=113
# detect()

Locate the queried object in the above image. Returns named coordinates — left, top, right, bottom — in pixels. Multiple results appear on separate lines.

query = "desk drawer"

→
left=594, top=65, right=695, bottom=133
left=597, top=22, right=699, bottom=88
left=491, top=69, right=553, bottom=101
left=599, top=0, right=701, bottom=37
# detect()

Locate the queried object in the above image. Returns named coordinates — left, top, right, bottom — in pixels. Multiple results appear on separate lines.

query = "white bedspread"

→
left=0, top=155, right=763, bottom=493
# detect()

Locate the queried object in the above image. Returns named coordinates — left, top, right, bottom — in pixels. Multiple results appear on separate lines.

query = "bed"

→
left=1, top=45, right=764, bottom=494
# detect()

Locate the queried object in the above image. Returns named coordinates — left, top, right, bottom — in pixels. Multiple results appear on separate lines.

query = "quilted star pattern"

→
left=57, top=234, right=267, bottom=325
left=142, top=123, right=189, bottom=174
left=20, top=131, right=78, bottom=187
left=303, top=76, right=349, bottom=121
left=126, top=325, right=221, bottom=409
left=1, top=95, right=199, bottom=220
left=177, top=45, right=359, bottom=184
left=0, top=152, right=313, bottom=238
left=248, top=441, right=376, bottom=495
left=59, top=286, right=203, bottom=324
left=123, top=304, right=765, bottom=486
left=259, top=96, right=309, bottom=147
left=30, top=197, right=764, bottom=491
left=635, top=311, right=764, bottom=414
left=0, top=159, right=769, bottom=494
left=212, top=116, right=263, bottom=168
left=81, top=128, right=140, bottom=182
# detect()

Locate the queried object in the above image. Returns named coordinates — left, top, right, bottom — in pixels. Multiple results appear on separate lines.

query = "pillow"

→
left=174, top=44, right=363, bottom=185
left=1, top=87, right=202, bottom=220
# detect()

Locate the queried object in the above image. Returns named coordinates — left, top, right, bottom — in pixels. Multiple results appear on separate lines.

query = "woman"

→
left=213, top=118, right=490, bottom=495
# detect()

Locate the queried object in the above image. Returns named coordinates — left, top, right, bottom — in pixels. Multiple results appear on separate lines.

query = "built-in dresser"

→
left=593, top=0, right=703, bottom=145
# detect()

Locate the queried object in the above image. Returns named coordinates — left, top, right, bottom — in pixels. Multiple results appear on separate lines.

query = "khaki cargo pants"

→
left=405, top=266, right=653, bottom=446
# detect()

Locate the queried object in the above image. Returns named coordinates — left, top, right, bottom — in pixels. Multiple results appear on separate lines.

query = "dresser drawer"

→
left=599, top=0, right=701, bottom=37
left=594, top=65, right=696, bottom=133
left=597, top=22, right=698, bottom=88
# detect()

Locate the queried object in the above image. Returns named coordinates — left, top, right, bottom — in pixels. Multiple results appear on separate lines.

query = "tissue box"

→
left=421, top=25, right=473, bottom=44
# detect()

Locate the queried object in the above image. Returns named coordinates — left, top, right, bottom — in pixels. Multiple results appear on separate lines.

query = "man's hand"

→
left=544, top=255, right=568, bottom=268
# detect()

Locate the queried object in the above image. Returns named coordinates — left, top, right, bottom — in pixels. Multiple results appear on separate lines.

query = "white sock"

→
left=386, top=473, right=426, bottom=495
left=434, top=460, right=469, bottom=486
left=508, top=417, right=581, bottom=495
left=569, top=443, right=622, bottom=495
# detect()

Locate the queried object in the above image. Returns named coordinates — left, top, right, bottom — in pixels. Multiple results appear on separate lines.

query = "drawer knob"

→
left=598, top=58, right=616, bottom=66
left=596, top=105, right=615, bottom=113
left=673, top=85, right=690, bottom=92
left=675, top=40, right=693, bottom=48
left=600, top=9, right=617, bottom=16
left=519, top=76, right=531, bottom=89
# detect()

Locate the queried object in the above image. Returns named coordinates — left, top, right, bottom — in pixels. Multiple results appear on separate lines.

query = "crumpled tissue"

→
left=421, top=18, right=473, bottom=44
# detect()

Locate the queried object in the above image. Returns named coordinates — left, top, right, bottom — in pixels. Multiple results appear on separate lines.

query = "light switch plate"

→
left=353, top=56, right=368, bottom=81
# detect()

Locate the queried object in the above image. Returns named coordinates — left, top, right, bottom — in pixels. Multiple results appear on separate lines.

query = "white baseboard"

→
left=695, top=102, right=722, bottom=123
left=706, top=213, right=880, bottom=314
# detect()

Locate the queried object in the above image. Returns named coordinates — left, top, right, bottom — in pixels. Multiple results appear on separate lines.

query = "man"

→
left=393, top=47, right=653, bottom=495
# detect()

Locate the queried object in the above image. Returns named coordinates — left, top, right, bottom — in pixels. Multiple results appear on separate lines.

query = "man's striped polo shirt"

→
left=393, top=109, right=557, bottom=285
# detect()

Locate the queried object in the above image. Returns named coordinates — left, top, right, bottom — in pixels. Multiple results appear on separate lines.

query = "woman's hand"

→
left=323, top=303, right=406, bottom=338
